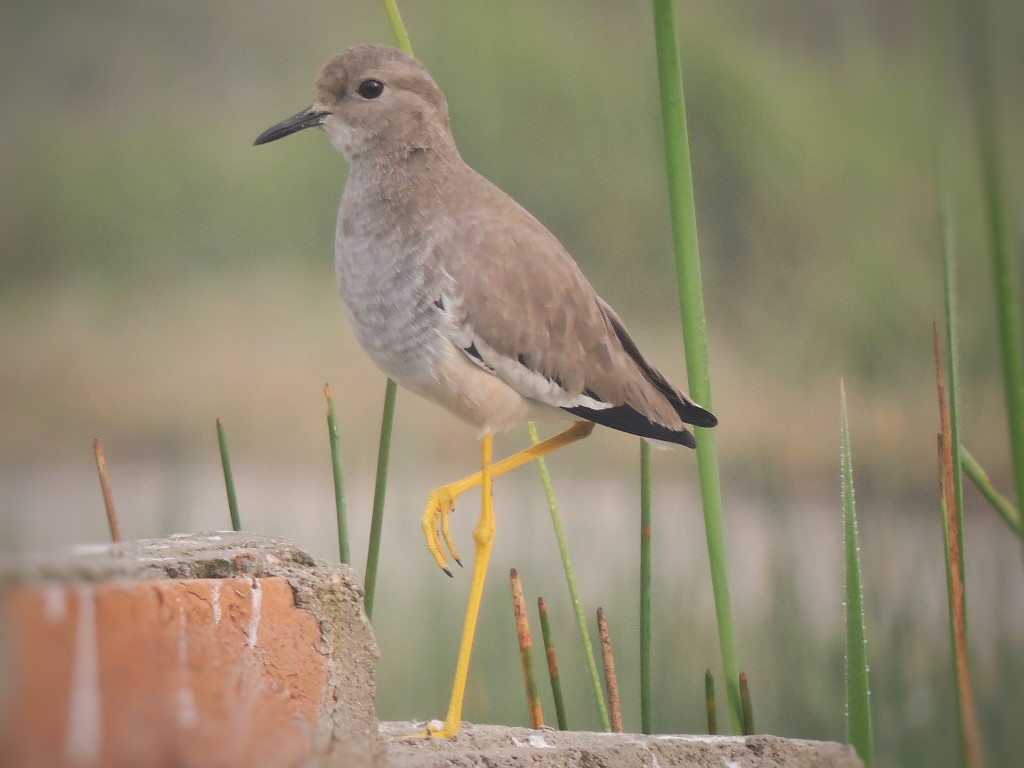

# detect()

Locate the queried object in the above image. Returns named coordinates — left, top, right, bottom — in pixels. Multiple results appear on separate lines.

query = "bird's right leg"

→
left=421, top=420, right=595, bottom=574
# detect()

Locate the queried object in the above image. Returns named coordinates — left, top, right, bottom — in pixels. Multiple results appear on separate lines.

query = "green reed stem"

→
left=651, top=0, right=740, bottom=732
left=841, top=382, right=873, bottom=767
left=361, top=0, right=409, bottom=621
left=939, top=141, right=967, bottom=600
left=216, top=418, right=241, bottom=532
left=639, top=439, right=652, bottom=734
left=325, top=384, right=349, bottom=564
left=364, top=377, right=397, bottom=620
left=962, top=0, right=1024, bottom=526
left=527, top=421, right=611, bottom=731
left=382, top=0, right=413, bottom=55
left=538, top=597, right=568, bottom=730
left=962, top=448, right=1021, bottom=535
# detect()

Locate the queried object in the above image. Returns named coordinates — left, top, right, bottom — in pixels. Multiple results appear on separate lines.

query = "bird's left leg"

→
left=420, top=420, right=594, bottom=573
left=424, top=430, right=496, bottom=738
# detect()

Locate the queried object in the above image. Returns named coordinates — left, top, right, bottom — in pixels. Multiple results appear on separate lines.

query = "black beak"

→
left=253, top=105, right=329, bottom=146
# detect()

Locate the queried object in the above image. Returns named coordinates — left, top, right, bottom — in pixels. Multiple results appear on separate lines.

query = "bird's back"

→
left=420, top=163, right=716, bottom=444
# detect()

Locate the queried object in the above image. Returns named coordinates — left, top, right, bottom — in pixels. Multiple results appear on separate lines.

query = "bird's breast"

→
left=333, top=212, right=554, bottom=433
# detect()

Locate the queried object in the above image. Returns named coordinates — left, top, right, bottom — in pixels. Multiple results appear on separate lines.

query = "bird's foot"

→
left=421, top=487, right=462, bottom=576
left=396, top=719, right=460, bottom=740
left=425, top=718, right=461, bottom=738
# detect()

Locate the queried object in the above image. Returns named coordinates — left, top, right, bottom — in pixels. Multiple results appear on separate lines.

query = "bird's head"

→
left=254, top=44, right=455, bottom=161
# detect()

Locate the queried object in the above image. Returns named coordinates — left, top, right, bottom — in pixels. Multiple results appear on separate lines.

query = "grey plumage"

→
left=255, top=44, right=716, bottom=447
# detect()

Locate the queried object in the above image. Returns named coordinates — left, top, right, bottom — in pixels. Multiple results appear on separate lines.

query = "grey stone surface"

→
left=381, top=722, right=864, bottom=768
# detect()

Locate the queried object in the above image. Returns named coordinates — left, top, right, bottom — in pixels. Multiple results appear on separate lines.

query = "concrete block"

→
left=1, top=533, right=863, bottom=768
left=0, top=533, right=383, bottom=768
left=381, top=722, right=865, bottom=767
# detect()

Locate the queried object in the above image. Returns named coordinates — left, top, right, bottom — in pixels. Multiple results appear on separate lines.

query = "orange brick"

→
left=1, top=577, right=327, bottom=768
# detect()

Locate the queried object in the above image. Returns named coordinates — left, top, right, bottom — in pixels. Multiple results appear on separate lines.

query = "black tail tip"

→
left=687, top=404, right=718, bottom=429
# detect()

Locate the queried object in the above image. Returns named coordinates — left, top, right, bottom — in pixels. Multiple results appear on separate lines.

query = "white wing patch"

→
left=435, top=292, right=611, bottom=412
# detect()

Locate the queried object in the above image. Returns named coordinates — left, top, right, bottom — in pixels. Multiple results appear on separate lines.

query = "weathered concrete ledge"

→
left=0, top=533, right=384, bottom=768
left=381, top=722, right=862, bottom=767
left=1, top=534, right=862, bottom=768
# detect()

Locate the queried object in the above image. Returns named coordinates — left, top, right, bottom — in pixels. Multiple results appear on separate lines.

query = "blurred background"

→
left=1, top=0, right=1021, bottom=764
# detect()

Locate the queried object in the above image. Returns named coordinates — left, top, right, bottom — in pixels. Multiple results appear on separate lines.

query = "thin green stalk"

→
left=325, top=384, right=349, bottom=564
left=216, top=418, right=241, bottom=532
left=639, top=439, right=652, bottom=734
left=738, top=672, right=754, bottom=736
left=841, top=382, right=873, bottom=767
left=363, top=0, right=409, bottom=619
left=962, top=448, right=1021, bottom=535
left=704, top=670, right=717, bottom=735
left=527, top=421, right=610, bottom=731
left=538, top=597, right=568, bottom=730
left=651, top=0, right=740, bottom=732
left=962, top=0, right=1024, bottom=523
left=364, top=377, right=397, bottom=620
left=939, top=140, right=967, bottom=602
left=382, top=0, right=413, bottom=55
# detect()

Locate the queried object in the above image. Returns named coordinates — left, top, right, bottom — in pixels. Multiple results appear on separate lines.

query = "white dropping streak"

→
left=43, top=584, right=67, bottom=622
left=246, top=578, right=261, bottom=649
left=525, top=733, right=555, bottom=749
left=176, top=597, right=198, bottom=729
left=210, top=581, right=222, bottom=624
left=64, top=586, right=101, bottom=765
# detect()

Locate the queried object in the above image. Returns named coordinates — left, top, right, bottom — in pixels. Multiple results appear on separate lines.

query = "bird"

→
left=254, top=44, right=716, bottom=738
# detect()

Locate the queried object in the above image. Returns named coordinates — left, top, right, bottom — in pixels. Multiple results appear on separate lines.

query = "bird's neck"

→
left=345, top=144, right=465, bottom=216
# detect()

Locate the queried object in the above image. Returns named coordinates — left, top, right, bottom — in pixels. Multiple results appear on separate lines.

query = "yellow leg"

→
left=420, top=420, right=595, bottom=573
left=414, top=420, right=595, bottom=739
left=426, top=430, right=495, bottom=738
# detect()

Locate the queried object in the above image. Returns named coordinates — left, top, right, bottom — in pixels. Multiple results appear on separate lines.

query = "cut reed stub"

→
left=216, top=418, right=241, bottom=532
left=705, top=669, right=717, bottom=735
left=537, top=596, right=567, bottom=730
left=92, top=438, right=120, bottom=543
left=739, top=672, right=754, bottom=735
left=597, top=607, right=622, bottom=733
left=324, top=383, right=350, bottom=564
left=510, top=569, right=543, bottom=729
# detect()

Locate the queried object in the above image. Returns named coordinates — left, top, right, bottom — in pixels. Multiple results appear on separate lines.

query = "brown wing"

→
left=434, top=173, right=716, bottom=445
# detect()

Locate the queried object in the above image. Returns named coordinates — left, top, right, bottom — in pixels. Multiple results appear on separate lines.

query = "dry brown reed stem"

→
left=92, top=439, right=120, bottom=543
left=510, top=569, right=543, bottom=728
left=934, top=325, right=985, bottom=768
left=596, top=607, right=622, bottom=732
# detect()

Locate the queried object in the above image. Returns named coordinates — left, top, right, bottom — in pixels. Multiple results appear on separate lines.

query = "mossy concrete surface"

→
left=1, top=534, right=862, bottom=768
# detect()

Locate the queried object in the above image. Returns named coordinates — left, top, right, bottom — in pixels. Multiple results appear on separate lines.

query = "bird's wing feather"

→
left=430, top=175, right=715, bottom=436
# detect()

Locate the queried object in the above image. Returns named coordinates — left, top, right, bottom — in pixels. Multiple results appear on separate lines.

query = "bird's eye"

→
left=357, top=79, right=384, bottom=99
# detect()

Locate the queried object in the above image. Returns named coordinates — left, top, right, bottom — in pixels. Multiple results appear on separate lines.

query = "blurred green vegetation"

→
left=2, top=0, right=1019, bottom=489
left=1, top=1, right=1021, bottom=766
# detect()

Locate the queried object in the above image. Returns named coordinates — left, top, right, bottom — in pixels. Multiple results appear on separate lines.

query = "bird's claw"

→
left=422, top=487, right=461, bottom=573
left=400, top=719, right=457, bottom=740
